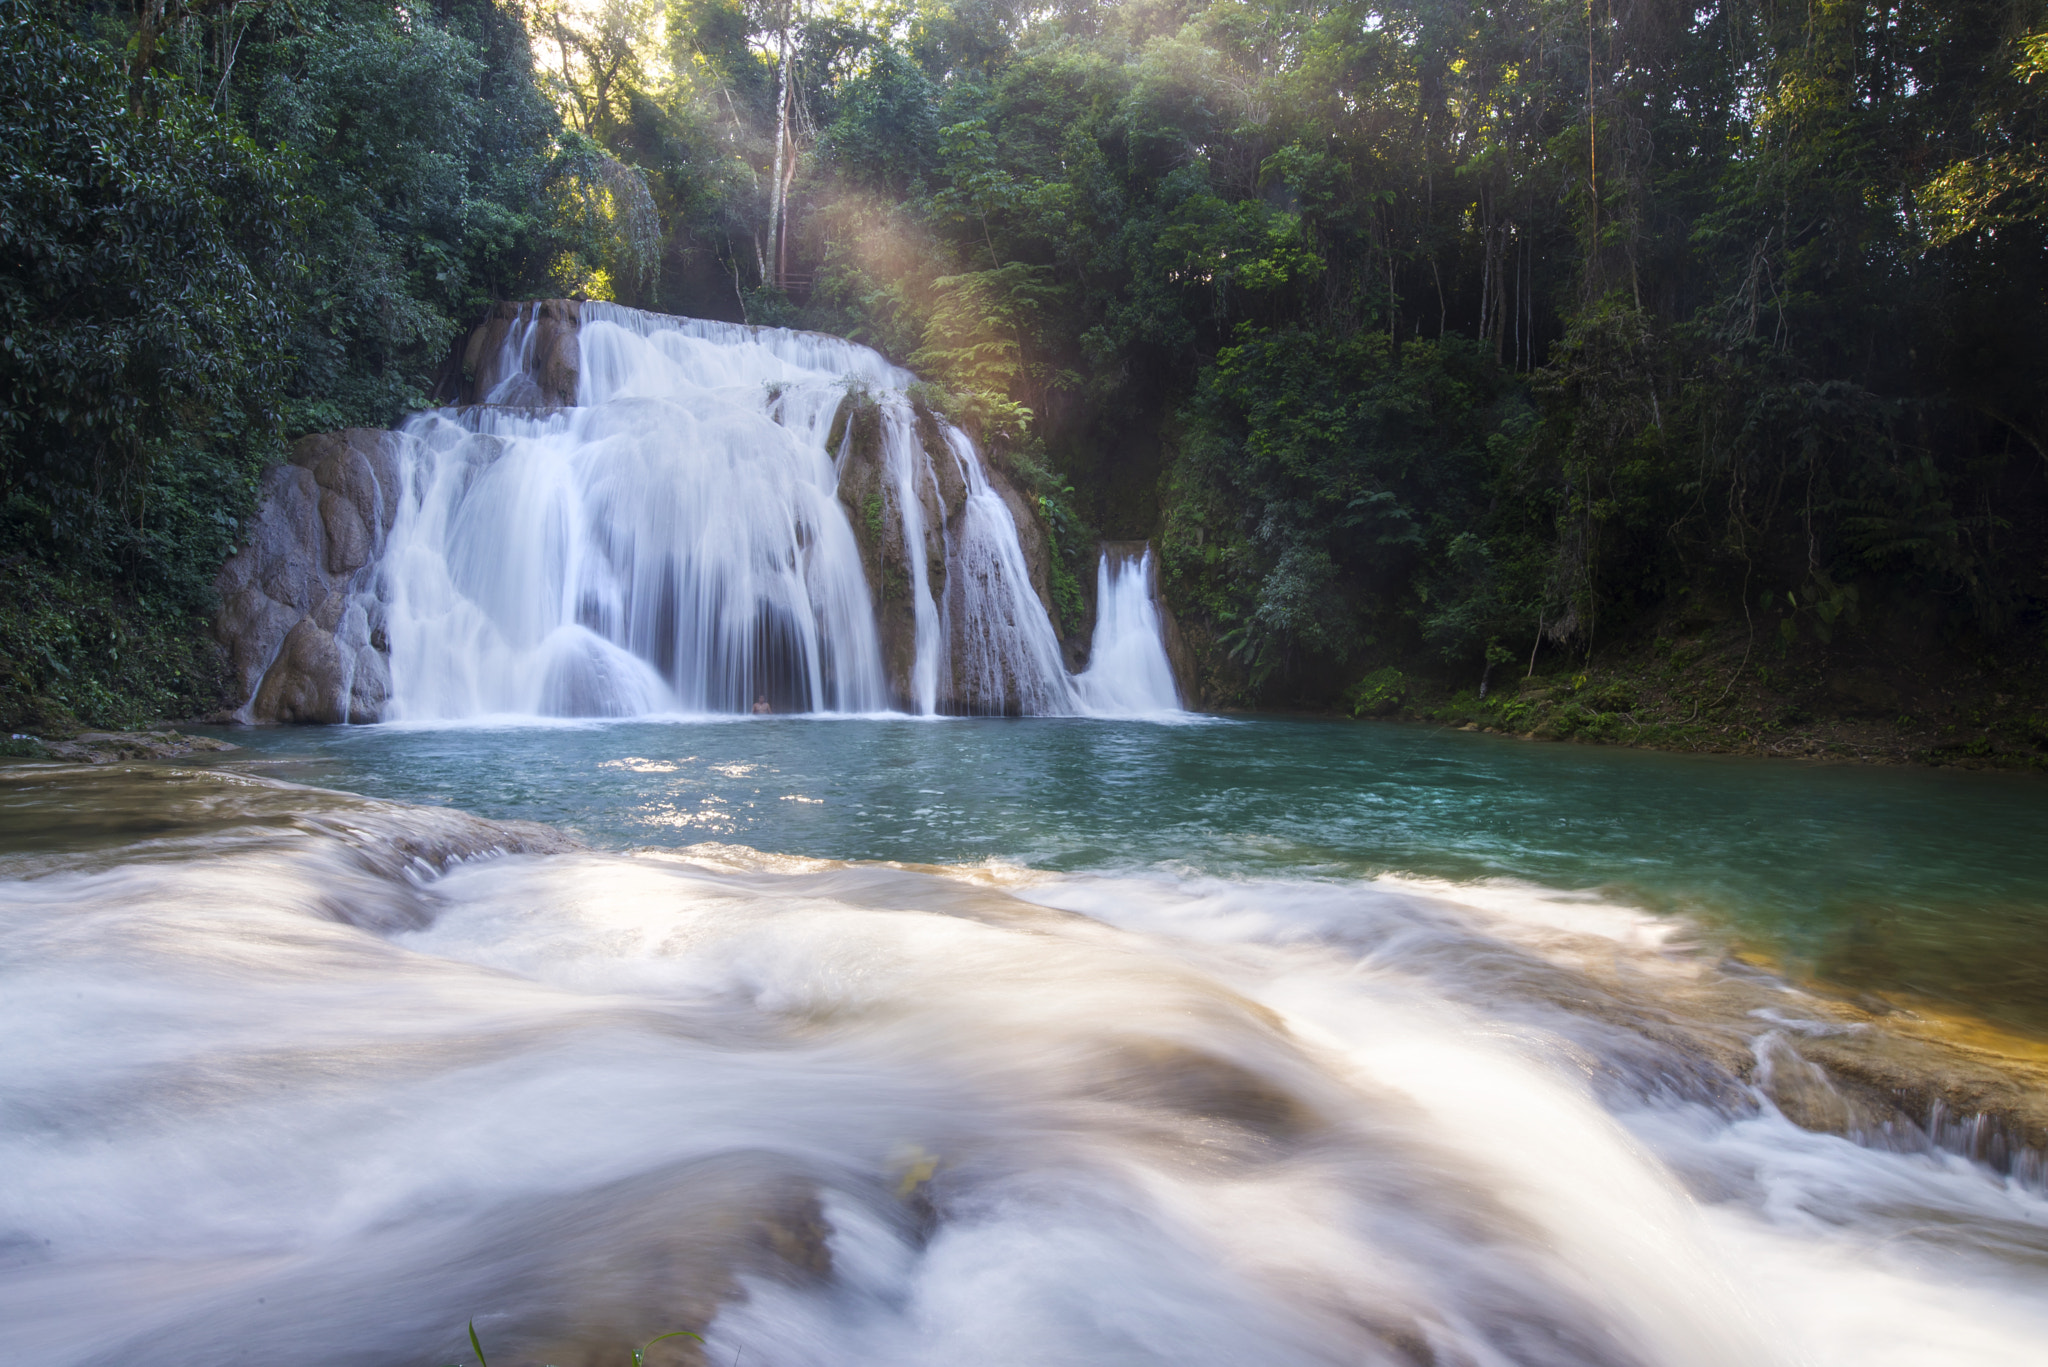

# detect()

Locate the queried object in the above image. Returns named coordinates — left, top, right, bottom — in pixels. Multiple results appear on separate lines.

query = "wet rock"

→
left=833, top=393, right=922, bottom=707
left=212, top=428, right=403, bottom=723
left=905, top=393, right=1059, bottom=632
left=456, top=1153, right=835, bottom=1367
left=36, top=731, right=239, bottom=764
left=248, top=466, right=325, bottom=611
left=349, top=638, right=392, bottom=719
left=1793, top=1023, right=2048, bottom=1168
left=1156, top=584, right=1202, bottom=706
left=929, top=423, right=968, bottom=516
left=976, top=453, right=1057, bottom=629
left=251, top=617, right=352, bottom=724
left=464, top=298, right=582, bottom=405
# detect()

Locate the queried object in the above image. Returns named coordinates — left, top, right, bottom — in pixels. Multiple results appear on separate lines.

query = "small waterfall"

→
left=376, top=304, right=1079, bottom=718
left=1076, top=543, right=1183, bottom=714
left=937, top=427, right=1078, bottom=715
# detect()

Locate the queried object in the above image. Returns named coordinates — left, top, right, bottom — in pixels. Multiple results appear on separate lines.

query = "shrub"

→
left=1346, top=666, right=1408, bottom=717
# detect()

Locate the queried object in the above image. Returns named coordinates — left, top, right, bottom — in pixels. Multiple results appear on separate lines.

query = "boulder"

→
left=251, top=617, right=351, bottom=723
left=464, top=299, right=583, bottom=405
left=213, top=428, right=403, bottom=723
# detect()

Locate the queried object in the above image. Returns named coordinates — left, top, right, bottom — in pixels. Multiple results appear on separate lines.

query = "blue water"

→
left=198, top=716, right=2048, bottom=1032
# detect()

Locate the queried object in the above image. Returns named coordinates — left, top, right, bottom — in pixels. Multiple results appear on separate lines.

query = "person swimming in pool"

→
left=752, top=694, right=772, bottom=714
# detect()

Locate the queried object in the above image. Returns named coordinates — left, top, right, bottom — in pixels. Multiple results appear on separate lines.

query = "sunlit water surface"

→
left=205, top=715, right=2048, bottom=1031
left=3, top=716, right=2047, bottom=1367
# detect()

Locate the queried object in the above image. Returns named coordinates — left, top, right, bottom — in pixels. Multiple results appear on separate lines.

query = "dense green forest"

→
left=4, top=0, right=2047, bottom=731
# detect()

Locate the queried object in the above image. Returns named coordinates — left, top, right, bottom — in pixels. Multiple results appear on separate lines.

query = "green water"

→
left=195, top=716, right=2048, bottom=1035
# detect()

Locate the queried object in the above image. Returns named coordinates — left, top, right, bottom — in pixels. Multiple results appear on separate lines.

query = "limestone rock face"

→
left=831, top=391, right=1070, bottom=712
left=215, top=299, right=1091, bottom=721
left=1155, top=596, right=1202, bottom=706
left=833, top=396, right=920, bottom=706
left=463, top=299, right=583, bottom=405
left=213, top=428, right=402, bottom=723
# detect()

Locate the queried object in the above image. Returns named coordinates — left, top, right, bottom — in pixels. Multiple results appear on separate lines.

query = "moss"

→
left=828, top=385, right=882, bottom=461
left=1042, top=521, right=1087, bottom=636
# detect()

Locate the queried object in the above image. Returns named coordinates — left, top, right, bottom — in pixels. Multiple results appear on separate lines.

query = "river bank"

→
left=1336, top=617, right=2048, bottom=771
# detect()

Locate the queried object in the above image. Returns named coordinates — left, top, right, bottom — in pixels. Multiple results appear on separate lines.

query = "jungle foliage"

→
left=6, top=0, right=2048, bottom=720
left=0, top=0, right=627, bottom=724
left=614, top=0, right=2048, bottom=703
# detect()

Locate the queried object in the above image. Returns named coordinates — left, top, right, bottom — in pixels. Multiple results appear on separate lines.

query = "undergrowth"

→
left=0, top=559, right=229, bottom=732
left=1340, top=625, right=2048, bottom=771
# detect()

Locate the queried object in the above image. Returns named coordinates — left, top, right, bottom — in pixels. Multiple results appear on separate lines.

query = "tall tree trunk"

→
left=779, top=125, right=798, bottom=288
left=768, top=7, right=791, bottom=292
left=130, top=0, right=170, bottom=113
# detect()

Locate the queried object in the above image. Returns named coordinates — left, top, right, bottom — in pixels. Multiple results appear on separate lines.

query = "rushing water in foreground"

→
left=4, top=718, right=2047, bottom=1366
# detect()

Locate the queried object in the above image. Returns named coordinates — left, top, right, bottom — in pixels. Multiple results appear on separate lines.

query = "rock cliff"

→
left=212, top=429, right=400, bottom=723
left=831, top=388, right=1069, bottom=712
left=460, top=298, right=582, bottom=405
left=212, top=300, right=587, bottom=723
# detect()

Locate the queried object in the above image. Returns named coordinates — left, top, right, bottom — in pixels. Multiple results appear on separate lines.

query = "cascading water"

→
left=933, top=426, right=1080, bottom=716
left=375, top=304, right=1082, bottom=718
left=1076, top=543, right=1183, bottom=714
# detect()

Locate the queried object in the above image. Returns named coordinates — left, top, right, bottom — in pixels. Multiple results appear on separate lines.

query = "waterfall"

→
left=937, top=426, right=1078, bottom=716
left=375, top=304, right=1081, bottom=718
left=1077, top=544, right=1183, bottom=714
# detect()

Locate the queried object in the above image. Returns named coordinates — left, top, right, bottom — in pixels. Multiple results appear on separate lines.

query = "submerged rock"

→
left=34, top=730, right=239, bottom=764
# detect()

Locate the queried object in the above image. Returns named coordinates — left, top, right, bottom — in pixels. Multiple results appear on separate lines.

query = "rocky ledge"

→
left=5, top=730, right=240, bottom=764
